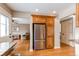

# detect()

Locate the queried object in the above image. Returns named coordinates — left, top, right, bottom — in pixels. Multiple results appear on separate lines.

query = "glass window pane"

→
left=7, top=17, right=9, bottom=25
left=1, top=24, right=6, bottom=37
left=7, top=23, right=9, bottom=35
left=1, top=15, right=6, bottom=24
left=7, top=17, right=9, bottom=35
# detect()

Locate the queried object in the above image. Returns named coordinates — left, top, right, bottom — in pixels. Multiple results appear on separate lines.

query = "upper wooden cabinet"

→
left=76, top=4, right=79, bottom=27
left=32, top=15, right=46, bottom=23
left=46, top=17, right=54, bottom=25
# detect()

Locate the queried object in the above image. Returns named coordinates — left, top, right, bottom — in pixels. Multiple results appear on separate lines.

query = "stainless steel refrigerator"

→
left=33, top=23, right=46, bottom=50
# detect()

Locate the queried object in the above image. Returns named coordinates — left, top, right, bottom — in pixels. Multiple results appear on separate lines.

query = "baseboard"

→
left=54, top=46, right=60, bottom=49
left=29, top=49, right=33, bottom=52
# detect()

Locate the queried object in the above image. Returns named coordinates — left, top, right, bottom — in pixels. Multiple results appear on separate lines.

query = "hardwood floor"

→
left=9, top=40, right=75, bottom=56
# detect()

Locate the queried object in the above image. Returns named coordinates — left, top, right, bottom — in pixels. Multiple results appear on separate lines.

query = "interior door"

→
left=61, top=19, right=74, bottom=47
left=33, top=23, right=46, bottom=50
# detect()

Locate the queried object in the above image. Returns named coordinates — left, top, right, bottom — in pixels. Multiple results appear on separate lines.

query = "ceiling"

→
left=6, top=3, right=74, bottom=15
left=5, top=3, right=74, bottom=24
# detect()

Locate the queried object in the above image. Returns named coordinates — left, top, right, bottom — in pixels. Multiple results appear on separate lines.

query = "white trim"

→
left=54, top=17, right=60, bottom=49
left=29, top=16, right=33, bottom=51
left=29, top=49, right=33, bottom=52
left=60, top=14, right=75, bottom=21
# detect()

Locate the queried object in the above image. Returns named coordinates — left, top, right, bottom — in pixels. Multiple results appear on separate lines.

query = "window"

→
left=0, top=14, right=9, bottom=37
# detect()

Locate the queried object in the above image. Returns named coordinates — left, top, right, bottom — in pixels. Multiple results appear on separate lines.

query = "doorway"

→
left=60, top=17, right=75, bottom=47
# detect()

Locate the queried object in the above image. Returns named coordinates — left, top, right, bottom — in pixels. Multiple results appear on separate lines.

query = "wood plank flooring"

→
left=9, top=40, right=75, bottom=56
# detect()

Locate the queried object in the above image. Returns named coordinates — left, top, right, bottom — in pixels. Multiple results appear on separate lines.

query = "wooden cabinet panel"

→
left=32, top=15, right=46, bottom=23
left=76, top=4, right=79, bottom=27
left=46, top=17, right=54, bottom=48
left=46, top=17, right=54, bottom=25
left=46, top=36, right=54, bottom=48
left=38, top=16, right=46, bottom=23
left=47, top=27, right=54, bottom=36
left=32, top=16, right=38, bottom=23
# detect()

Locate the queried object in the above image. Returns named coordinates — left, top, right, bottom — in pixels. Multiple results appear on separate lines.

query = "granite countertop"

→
left=0, top=41, right=17, bottom=56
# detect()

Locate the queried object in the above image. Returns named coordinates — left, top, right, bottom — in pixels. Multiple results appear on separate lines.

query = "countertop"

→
left=0, top=41, right=17, bottom=56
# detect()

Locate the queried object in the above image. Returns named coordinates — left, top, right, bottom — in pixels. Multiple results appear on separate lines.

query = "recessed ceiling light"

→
left=52, top=11, right=56, bottom=14
left=35, top=9, right=39, bottom=12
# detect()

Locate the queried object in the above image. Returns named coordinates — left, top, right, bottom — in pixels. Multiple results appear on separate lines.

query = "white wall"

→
left=12, top=24, right=30, bottom=34
left=18, top=24, right=30, bottom=33
left=0, top=4, right=12, bottom=43
left=54, top=3, right=76, bottom=48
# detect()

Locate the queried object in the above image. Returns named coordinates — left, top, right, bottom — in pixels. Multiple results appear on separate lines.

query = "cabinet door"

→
left=76, top=4, right=79, bottom=27
left=47, top=36, right=53, bottom=48
left=32, top=15, right=46, bottom=23
left=32, top=16, right=38, bottom=23
left=37, top=16, right=46, bottom=23
left=47, top=27, right=53, bottom=36
left=46, top=17, right=54, bottom=48
left=47, top=17, right=54, bottom=25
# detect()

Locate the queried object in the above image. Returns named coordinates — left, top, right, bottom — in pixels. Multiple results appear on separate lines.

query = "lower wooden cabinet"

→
left=46, top=36, right=54, bottom=48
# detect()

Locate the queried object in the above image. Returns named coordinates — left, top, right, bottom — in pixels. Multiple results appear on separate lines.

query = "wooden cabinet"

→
left=32, top=15, right=46, bottom=23
left=76, top=4, right=79, bottom=27
left=46, top=36, right=53, bottom=48
left=32, top=15, right=55, bottom=49
left=47, top=27, right=53, bottom=36
left=46, top=17, right=54, bottom=26
left=46, top=17, right=54, bottom=48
